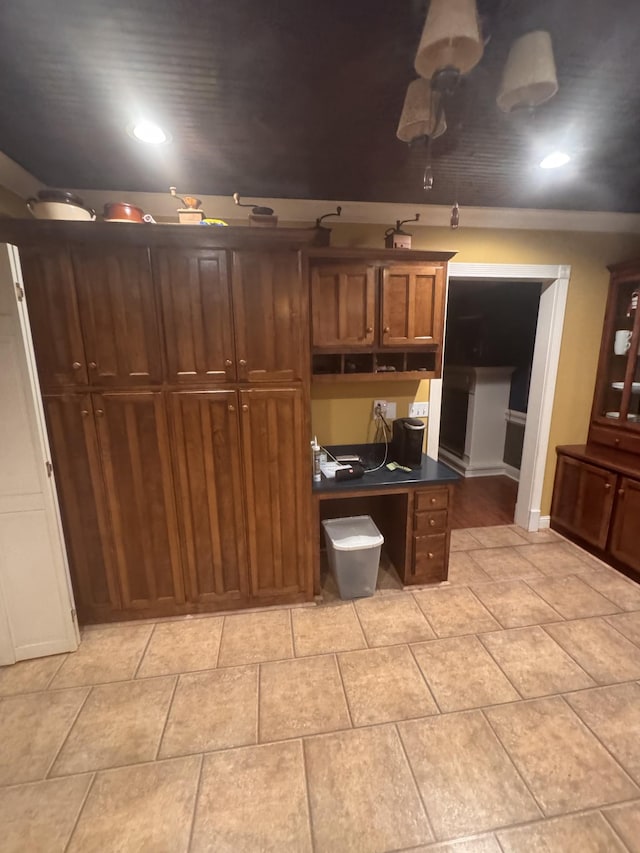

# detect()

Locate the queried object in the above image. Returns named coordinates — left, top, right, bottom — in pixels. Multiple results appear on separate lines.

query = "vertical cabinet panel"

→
left=609, top=477, right=640, bottom=572
left=311, top=264, right=376, bottom=348
left=43, top=394, right=120, bottom=621
left=551, top=455, right=616, bottom=548
left=73, top=246, right=162, bottom=386
left=154, top=249, right=235, bottom=384
left=20, top=246, right=88, bottom=388
left=240, top=387, right=309, bottom=599
left=232, top=250, right=308, bottom=382
left=170, top=391, right=249, bottom=605
left=94, top=392, right=184, bottom=610
left=381, top=265, right=445, bottom=347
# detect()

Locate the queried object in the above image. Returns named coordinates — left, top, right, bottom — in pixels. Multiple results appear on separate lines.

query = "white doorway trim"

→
left=427, top=262, right=571, bottom=532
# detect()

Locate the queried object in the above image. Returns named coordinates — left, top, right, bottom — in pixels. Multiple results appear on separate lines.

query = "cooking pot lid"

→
left=37, top=189, right=85, bottom=206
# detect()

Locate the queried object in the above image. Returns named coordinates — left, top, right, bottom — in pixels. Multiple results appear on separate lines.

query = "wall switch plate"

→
left=409, top=402, right=430, bottom=418
left=386, top=402, right=397, bottom=419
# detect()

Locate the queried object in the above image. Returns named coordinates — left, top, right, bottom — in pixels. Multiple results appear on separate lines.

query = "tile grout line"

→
left=393, top=722, right=437, bottom=844
left=44, top=686, right=93, bottom=780
left=154, top=675, right=180, bottom=761
left=537, top=617, right=620, bottom=685
left=300, top=739, right=317, bottom=853
left=185, top=753, right=205, bottom=853
left=603, top=614, right=640, bottom=651
left=406, top=643, right=443, bottom=714
left=556, top=693, right=640, bottom=795
left=333, top=653, right=355, bottom=729
left=132, top=623, right=158, bottom=679
left=256, top=662, right=262, bottom=744
left=409, top=591, right=440, bottom=638
left=471, top=632, right=527, bottom=701
left=63, top=771, right=97, bottom=853
left=599, top=806, right=636, bottom=853
left=351, top=601, right=372, bottom=648
left=214, top=615, right=225, bottom=668
left=479, top=707, right=546, bottom=820
left=44, top=654, right=70, bottom=690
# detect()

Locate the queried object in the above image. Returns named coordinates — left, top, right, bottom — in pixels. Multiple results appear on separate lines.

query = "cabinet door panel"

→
left=381, top=265, right=445, bottom=347
left=551, top=455, right=615, bottom=548
left=73, top=247, right=161, bottom=386
left=610, top=477, right=640, bottom=572
left=232, top=251, right=308, bottom=382
left=43, top=394, right=119, bottom=621
left=154, top=249, right=235, bottom=384
left=170, top=391, right=249, bottom=605
left=20, top=246, right=88, bottom=388
left=94, top=392, right=184, bottom=610
left=311, top=264, right=376, bottom=348
left=240, top=387, right=310, bottom=599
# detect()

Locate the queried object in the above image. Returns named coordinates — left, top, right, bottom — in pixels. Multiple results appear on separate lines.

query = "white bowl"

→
left=27, top=200, right=95, bottom=221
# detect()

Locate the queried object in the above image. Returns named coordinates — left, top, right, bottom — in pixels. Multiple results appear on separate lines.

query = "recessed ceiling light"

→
left=131, top=121, right=168, bottom=144
left=539, top=151, right=571, bottom=169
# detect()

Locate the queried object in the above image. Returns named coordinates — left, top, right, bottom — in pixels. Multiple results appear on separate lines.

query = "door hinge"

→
left=45, top=460, right=53, bottom=477
left=70, top=608, right=77, bottom=624
left=15, top=282, right=24, bottom=302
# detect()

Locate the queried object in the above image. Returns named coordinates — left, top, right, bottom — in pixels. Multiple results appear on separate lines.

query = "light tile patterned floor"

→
left=1, top=526, right=640, bottom=851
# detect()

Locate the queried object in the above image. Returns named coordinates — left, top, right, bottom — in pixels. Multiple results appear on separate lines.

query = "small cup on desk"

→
left=614, top=329, right=632, bottom=355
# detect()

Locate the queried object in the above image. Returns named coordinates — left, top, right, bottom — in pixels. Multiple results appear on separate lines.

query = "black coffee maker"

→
left=390, top=418, right=425, bottom=469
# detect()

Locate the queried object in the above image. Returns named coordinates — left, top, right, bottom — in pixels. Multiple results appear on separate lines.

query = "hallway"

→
left=450, top=475, right=519, bottom=529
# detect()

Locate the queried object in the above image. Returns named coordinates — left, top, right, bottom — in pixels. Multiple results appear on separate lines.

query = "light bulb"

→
left=131, top=121, right=168, bottom=144
left=539, top=151, right=570, bottom=169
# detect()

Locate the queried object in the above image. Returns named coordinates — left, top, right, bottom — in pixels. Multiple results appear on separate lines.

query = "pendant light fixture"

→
left=414, top=0, right=484, bottom=93
left=396, top=78, right=447, bottom=143
left=496, top=30, right=558, bottom=113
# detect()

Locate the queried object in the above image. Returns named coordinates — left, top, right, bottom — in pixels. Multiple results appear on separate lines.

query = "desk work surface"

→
left=313, top=443, right=460, bottom=495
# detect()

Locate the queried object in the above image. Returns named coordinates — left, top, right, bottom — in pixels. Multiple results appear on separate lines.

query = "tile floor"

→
left=1, top=526, right=640, bottom=851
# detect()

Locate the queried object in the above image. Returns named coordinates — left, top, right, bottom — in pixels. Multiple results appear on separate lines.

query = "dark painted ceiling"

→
left=1, top=0, right=640, bottom=211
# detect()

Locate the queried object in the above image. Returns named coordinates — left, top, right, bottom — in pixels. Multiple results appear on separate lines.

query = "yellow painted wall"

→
left=311, top=222, right=639, bottom=515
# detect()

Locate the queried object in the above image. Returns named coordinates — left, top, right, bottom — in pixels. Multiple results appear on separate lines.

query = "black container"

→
left=390, top=418, right=425, bottom=468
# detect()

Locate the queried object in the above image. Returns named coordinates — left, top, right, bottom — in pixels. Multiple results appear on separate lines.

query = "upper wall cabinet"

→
left=308, top=250, right=452, bottom=382
left=153, top=248, right=235, bottom=384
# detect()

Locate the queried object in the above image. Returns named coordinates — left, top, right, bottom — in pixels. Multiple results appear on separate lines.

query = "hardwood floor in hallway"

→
left=450, top=475, right=519, bottom=529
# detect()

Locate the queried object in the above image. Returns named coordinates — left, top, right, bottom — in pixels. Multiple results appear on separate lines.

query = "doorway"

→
left=427, top=263, right=570, bottom=532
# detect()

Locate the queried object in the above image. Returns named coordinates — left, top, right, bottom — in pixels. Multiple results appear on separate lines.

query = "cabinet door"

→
left=550, top=455, right=615, bottom=548
left=72, top=246, right=162, bottom=386
left=20, top=246, right=88, bottom=388
left=311, top=263, right=376, bottom=348
left=153, top=249, right=236, bottom=384
left=232, top=250, right=308, bottom=382
left=609, top=477, right=640, bottom=572
left=240, top=387, right=310, bottom=600
left=170, top=391, right=249, bottom=605
left=94, top=392, right=184, bottom=612
left=43, top=394, right=120, bottom=622
left=381, top=264, right=445, bottom=347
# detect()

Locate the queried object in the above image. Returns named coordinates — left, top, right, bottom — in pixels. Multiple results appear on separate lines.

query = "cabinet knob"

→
left=242, top=403, right=249, bottom=411
left=383, top=326, right=390, bottom=334
left=430, top=497, right=436, bottom=505
left=618, top=488, right=625, bottom=497
left=614, top=438, right=620, bottom=446
left=239, top=359, right=247, bottom=367
left=427, top=552, right=434, bottom=559
left=72, top=361, right=82, bottom=371
left=225, top=359, right=233, bottom=367
left=95, top=409, right=104, bottom=417
left=228, top=404, right=235, bottom=412
left=88, top=361, right=97, bottom=370
left=80, top=409, right=89, bottom=417
left=604, top=483, right=612, bottom=490
left=429, top=518, right=436, bottom=526
left=366, top=326, right=373, bottom=334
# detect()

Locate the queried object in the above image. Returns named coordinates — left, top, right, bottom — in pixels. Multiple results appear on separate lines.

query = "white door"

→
left=0, top=244, right=78, bottom=664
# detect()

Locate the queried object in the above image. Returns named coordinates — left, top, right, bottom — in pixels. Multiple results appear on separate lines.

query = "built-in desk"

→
left=312, top=444, right=459, bottom=593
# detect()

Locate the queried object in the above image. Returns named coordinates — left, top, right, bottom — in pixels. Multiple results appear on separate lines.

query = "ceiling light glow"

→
left=540, top=151, right=571, bottom=169
left=131, top=121, right=168, bottom=144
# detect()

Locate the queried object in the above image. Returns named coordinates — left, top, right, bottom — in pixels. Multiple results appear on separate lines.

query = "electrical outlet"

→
left=373, top=399, right=387, bottom=418
left=409, top=402, right=430, bottom=418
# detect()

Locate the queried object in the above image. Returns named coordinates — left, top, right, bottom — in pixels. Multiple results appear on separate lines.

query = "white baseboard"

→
left=503, top=463, right=521, bottom=482
left=538, top=515, right=551, bottom=529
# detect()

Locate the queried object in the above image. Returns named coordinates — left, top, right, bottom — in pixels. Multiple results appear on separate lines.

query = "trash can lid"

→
left=321, top=515, right=384, bottom=550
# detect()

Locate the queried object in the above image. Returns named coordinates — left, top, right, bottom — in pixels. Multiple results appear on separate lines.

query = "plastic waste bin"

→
left=321, top=515, right=384, bottom=599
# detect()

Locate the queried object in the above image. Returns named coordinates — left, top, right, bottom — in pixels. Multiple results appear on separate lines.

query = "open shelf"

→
left=312, top=349, right=437, bottom=382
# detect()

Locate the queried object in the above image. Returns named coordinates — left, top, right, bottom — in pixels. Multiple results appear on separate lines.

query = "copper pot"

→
left=103, top=202, right=145, bottom=223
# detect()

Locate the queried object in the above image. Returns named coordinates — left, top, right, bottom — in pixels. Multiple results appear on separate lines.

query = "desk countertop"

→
left=312, top=443, right=460, bottom=495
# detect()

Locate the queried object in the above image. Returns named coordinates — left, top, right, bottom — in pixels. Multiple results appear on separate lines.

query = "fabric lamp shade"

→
left=414, top=0, right=484, bottom=79
left=497, top=30, right=558, bottom=113
left=396, top=79, right=447, bottom=142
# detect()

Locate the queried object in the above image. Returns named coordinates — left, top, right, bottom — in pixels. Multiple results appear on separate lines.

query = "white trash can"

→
left=321, top=515, right=384, bottom=599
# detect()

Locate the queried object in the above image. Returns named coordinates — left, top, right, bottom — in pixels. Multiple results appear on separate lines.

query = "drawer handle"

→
left=430, top=497, right=436, bottom=505
left=429, top=518, right=436, bottom=526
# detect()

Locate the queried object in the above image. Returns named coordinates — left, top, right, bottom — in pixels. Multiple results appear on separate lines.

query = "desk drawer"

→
left=414, top=509, right=448, bottom=533
left=415, top=488, right=449, bottom=512
left=589, top=423, right=640, bottom=455
left=412, top=533, right=447, bottom=582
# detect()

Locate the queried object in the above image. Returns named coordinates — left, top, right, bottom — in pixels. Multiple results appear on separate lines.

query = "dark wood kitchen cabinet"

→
left=170, top=390, right=250, bottom=608
left=43, top=393, right=120, bottom=623
left=551, top=257, right=640, bottom=583
left=308, top=248, right=454, bottom=381
left=6, top=220, right=319, bottom=622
